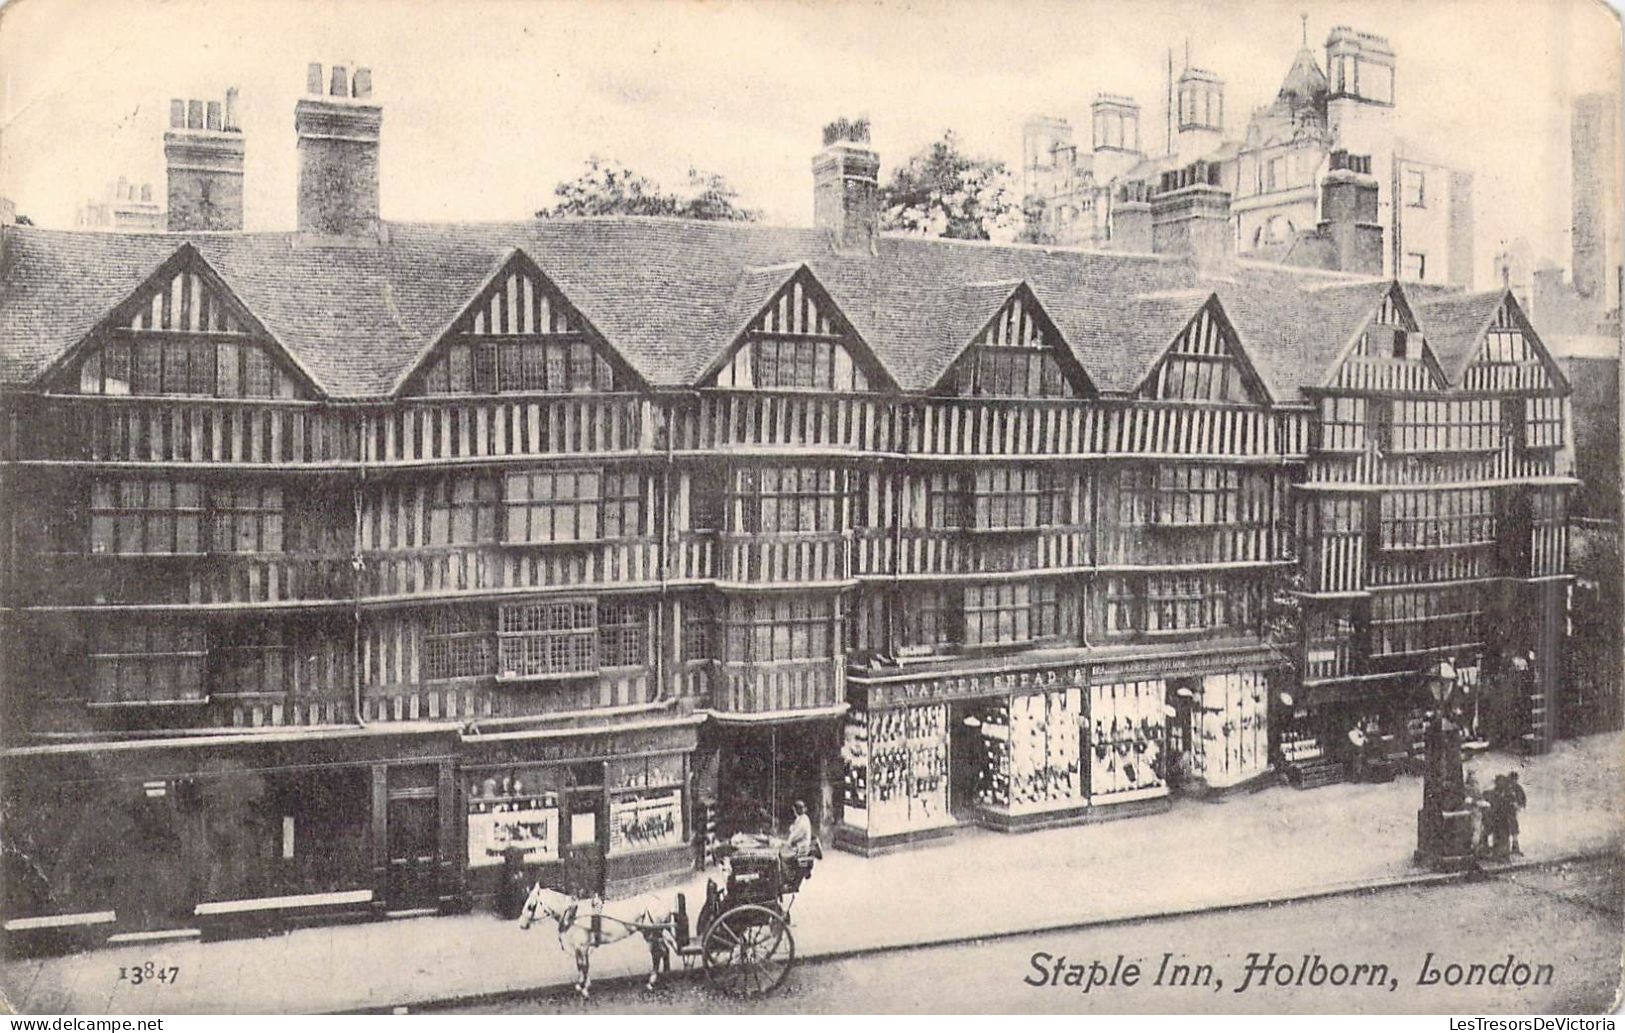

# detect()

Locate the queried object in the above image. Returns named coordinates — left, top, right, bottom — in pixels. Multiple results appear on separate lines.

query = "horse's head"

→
left=519, top=883, right=572, bottom=930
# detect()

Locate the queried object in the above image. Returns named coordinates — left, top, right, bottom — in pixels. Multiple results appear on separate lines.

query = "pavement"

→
left=2, top=732, right=1620, bottom=1014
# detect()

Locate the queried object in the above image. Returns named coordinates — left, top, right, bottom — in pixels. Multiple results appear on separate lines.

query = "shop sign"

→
left=468, top=806, right=560, bottom=867
left=1096, top=650, right=1283, bottom=683
left=466, top=723, right=697, bottom=765
left=866, top=665, right=1090, bottom=708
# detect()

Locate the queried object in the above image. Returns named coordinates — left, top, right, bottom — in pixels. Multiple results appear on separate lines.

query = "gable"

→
left=1328, top=283, right=1446, bottom=392
left=1137, top=297, right=1268, bottom=403
left=400, top=251, right=643, bottom=395
left=703, top=266, right=889, bottom=391
left=48, top=245, right=316, bottom=399
left=1461, top=298, right=1569, bottom=394
left=936, top=284, right=1093, bottom=398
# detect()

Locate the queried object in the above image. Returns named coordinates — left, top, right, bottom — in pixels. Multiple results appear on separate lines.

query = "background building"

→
left=1023, top=25, right=1476, bottom=287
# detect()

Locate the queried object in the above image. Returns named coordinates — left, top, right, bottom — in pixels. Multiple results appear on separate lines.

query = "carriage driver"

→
left=785, top=800, right=814, bottom=858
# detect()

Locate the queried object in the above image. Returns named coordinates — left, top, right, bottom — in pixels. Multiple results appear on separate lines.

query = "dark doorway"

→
left=561, top=763, right=605, bottom=898
left=386, top=765, right=440, bottom=911
left=949, top=703, right=981, bottom=820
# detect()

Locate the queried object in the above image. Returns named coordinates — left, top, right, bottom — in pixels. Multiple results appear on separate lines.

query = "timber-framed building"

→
left=0, top=68, right=1573, bottom=936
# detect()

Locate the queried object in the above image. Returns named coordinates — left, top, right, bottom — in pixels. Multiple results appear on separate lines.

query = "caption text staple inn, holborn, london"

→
left=0, top=39, right=1588, bottom=943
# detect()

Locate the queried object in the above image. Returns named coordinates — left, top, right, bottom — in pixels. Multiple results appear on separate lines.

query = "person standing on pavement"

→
left=1487, top=774, right=1511, bottom=859
left=1463, top=771, right=1487, bottom=856
left=1507, top=771, right=1527, bottom=856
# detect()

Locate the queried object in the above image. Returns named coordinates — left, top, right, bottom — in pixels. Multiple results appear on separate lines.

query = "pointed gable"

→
left=701, top=264, right=892, bottom=391
left=933, top=282, right=1092, bottom=398
left=398, top=250, right=644, bottom=395
left=47, top=244, right=318, bottom=399
left=1136, top=295, right=1269, bottom=403
left=1326, top=281, right=1446, bottom=392
left=1425, top=291, right=1570, bottom=394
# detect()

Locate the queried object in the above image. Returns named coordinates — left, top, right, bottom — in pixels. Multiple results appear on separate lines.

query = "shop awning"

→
left=700, top=703, right=850, bottom=725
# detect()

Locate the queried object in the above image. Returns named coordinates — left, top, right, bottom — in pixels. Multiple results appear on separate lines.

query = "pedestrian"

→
left=1463, top=771, right=1487, bottom=856
left=1487, top=774, right=1511, bottom=860
left=1347, top=720, right=1368, bottom=781
left=1507, top=771, right=1527, bottom=856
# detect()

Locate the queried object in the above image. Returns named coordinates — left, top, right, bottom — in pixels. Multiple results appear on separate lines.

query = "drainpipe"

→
left=351, top=415, right=369, bottom=728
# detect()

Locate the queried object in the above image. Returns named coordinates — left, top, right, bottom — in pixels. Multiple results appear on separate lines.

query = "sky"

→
left=0, top=0, right=1619, bottom=289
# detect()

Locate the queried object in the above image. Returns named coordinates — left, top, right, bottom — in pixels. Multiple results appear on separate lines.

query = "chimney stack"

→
left=164, top=87, right=246, bottom=232
left=1150, top=159, right=1233, bottom=267
left=812, top=116, right=880, bottom=255
left=295, top=61, right=383, bottom=241
left=1319, top=151, right=1383, bottom=276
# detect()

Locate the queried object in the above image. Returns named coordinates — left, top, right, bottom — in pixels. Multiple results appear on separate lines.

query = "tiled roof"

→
left=1412, top=288, right=1508, bottom=383
left=0, top=217, right=1484, bottom=402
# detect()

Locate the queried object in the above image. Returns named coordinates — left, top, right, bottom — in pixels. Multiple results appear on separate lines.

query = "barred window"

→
left=1114, top=468, right=1155, bottom=526
left=601, top=472, right=644, bottom=539
left=1319, top=497, right=1362, bottom=534
left=1380, top=489, right=1494, bottom=550
left=1526, top=396, right=1565, bottom=449
left=899, top=588, right=963, bottom=649
left=598, top=601, right=649, bottom=668
left=503, top=470, right=602, bottom=543
left=498, top=600, right=597, bottom=678
left=90, top=481, right=204, bottom=555
left=1319, top=396, right=1366, bottom=452
left=75, top=339, right=296, bottom=399
left=726, top=597, right=833, bottom=662
left=974, top=468, right=1042, bottom=529
left=213, top=622, right=290, bottom=697
left=964, top=582, right=1058, bottom=645
left=927, top=473, right=971, bottom=529
left=1154, top=466, right=1240, bottom=525
left=424, top=608, right=495, bottom=681
left=682, top=597, right=716, bottom=663
left=90, top=622, right=206, bottom=705
left=735, top=467, right=843, bottom=533
left=1145, top=575, right=1228, bottom=633
left=1371, top=586, right=1484, bottom=656
left=422, top=340, right=616, bottom=394
left=209, top=485, right=284, bottom=553
left=428, top=478, right=499, bottom=546
left=751, top=338, right=839, bottom=390
left=1105, top=577, right=1138, bottom=636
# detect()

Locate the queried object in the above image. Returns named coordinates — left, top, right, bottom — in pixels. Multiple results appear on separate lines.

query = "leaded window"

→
left=90, top=481, right=204, bottom=555
left=498, top=600, right=597, bottom=678
left=424, top=608, right=495, bottom=681
left=598, top=601, right=649, bottom=668
left=90, top=622, right=207, bottom=705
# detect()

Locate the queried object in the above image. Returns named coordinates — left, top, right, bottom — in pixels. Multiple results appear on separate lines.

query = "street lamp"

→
left=1414, top=659, right=1475, bottom=872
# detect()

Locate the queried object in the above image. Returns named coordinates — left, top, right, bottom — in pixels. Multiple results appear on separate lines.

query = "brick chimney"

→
left=164, top=87, right=245, bottom=232
left=1319, top=150, right=1382, bottom=275
left=1109, top=179, right=1154, bottom=252
left=295, top=63, right=382, bottom=240
left=813, top=116, right=880, bottom=255
left=1150, top=160, right=1233, bottom=267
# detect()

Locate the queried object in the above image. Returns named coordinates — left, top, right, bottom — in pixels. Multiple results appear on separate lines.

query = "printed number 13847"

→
left=119, top=963, right=180, bottom=985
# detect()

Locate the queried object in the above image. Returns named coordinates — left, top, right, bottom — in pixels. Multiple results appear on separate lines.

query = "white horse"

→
left=518, top=884, right=679, bottom=999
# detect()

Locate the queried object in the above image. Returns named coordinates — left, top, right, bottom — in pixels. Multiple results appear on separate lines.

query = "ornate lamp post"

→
left=1414, top=659, right=1475, bottom=871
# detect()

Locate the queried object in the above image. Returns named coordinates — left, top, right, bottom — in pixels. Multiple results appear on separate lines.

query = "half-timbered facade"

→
left=0, top=99, right=1573, bottom=934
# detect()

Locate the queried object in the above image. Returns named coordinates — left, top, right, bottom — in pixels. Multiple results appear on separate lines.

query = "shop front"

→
left=1, top=727, right=462, bottom=944
left=457, top=711, right=701, bottom=908
left=700, top=710, right=845, bottom=845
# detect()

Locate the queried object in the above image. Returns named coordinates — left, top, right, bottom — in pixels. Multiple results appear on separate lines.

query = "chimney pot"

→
left=141, top=183, right=153, bottom=203
left=351, top=67, right=372, bottom=99
left=169, top=99, right=186, bottom=128
left=225, top=87, right=239, bottom=131
left=206, top=101, right=222, bottom=130
left=187, top=100, right=204, bottom=129
left=812, top=116, right=881, bottom=255
left=307, top=63, right=324, bottom=94
left=329, top=65, right=348, bottom=97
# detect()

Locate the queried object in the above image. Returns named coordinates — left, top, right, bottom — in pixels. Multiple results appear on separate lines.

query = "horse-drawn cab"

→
left=672, top=844, right=803, bottom=995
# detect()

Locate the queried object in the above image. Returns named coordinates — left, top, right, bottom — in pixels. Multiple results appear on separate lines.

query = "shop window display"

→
left=466, top=770, right=561, bottom=868
left=1190, top=671, right=1270, bottom=788
left=606, top=756, right=685, bottom=855
left=971, top=691, right=1087, bottom=814
left=1089, top=681, right=1167, bottom=800
left=842, top=705, right=950, bottom=834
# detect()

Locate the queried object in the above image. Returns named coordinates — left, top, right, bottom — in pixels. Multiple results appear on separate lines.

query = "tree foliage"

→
left=878, top=131, right=1017, bottom=241
left=537, top=158, right=760, bottom=222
